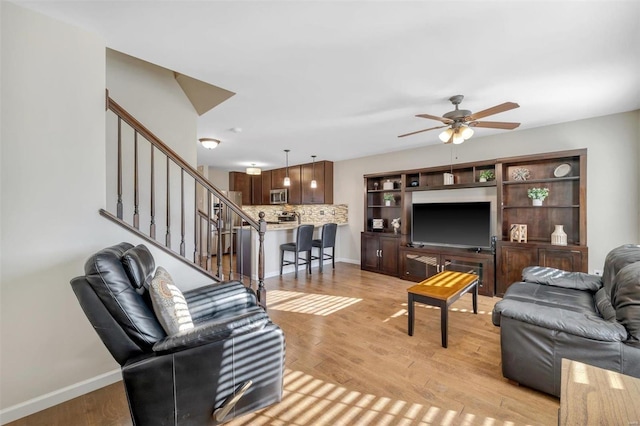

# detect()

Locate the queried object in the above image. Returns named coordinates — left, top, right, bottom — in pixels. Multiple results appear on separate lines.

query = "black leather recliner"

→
left=492, top=244, right=640, bottom=397
left=71, top=242, right=285, bottom=425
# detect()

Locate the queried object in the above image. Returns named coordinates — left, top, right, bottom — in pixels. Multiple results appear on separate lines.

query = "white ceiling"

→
left=18, top=1, right=640, bottom=171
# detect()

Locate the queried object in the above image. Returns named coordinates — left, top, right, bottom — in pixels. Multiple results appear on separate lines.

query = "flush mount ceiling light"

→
left=246, top=163, right=261, bottom=175
left=310, top=155, right=317, bottom=189
left=199, top=138, right=220, bottom=149
left=283, top=149, right=291, bottom=187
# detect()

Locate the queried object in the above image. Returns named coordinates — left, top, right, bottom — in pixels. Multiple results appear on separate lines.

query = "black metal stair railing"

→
left=103, top=94, right=268, bottom=307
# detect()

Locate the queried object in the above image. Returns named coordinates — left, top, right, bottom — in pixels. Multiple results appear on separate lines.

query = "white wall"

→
left=334, top=110, right=640, bottom=273
left=0, top=3, right=212, bottom=422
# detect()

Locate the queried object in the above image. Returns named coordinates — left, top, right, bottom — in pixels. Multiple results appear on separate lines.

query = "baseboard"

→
left=0, top=368, right=122, bottom=425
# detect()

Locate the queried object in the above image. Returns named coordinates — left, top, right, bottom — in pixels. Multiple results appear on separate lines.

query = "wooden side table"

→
left=407, top=271, right=478, bottom=348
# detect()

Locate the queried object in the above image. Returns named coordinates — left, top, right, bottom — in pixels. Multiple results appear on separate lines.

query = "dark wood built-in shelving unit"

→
left=362, top=149, right=588, bottom=297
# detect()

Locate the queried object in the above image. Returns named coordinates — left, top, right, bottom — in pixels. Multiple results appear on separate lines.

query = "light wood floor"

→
left=8, top=263, right=558, bottom=425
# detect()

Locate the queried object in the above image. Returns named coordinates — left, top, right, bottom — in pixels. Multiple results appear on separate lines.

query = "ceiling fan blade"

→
left=470, top=121, right=521, bottom=130
left=398, top=125, right=448, bottom=138
left=415, top=113, right=454, bottom=124
left=466, top=102, right=519, bottom=121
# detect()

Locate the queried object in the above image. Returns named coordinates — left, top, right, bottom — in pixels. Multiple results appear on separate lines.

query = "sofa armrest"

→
left=152, top=307, right=269, bottom=353
left=522, top=266, right=602, bottom=291
left=493, top=299, right=628, bottom=341
left=184, top=281, right=258, bottom=322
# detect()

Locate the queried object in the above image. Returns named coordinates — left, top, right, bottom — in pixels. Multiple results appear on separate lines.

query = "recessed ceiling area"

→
left=18, top=1, right=640, bottom=171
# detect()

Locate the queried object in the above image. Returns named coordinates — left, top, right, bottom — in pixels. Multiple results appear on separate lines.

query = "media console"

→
left=400, top=244, right=495, bottom=297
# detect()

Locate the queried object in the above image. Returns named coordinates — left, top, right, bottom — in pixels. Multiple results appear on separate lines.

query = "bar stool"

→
left=311, top=223, right=337, bottom=272
left=280, top=224, right=314, bottom=278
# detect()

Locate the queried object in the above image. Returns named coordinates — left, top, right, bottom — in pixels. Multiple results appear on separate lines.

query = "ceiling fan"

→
left=398, top=95, right=520, bottom=144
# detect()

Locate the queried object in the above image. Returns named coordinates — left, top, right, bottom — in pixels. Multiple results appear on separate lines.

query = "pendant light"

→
left=283, top=149, right=291, bottom=186
left=310, top=155, right=317, bottom=189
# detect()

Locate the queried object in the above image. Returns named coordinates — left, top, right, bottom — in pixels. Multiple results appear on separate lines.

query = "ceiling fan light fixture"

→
left=439, top=128, right=453, bottom=142
left=452, top=130, right=465, bottom=145
left=461, top=126, right=474, bottom=140
left=199, top=138, right=220, bottom=149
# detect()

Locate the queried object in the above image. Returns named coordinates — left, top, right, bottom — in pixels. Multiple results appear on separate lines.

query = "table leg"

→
left=408, top=294, right=415, bottom=336
left=473, top=282, right=478, bottom=314
left=440, top=301, right=448, bottom=348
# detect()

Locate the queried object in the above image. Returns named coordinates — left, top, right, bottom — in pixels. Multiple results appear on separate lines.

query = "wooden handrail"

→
left=107, top=97, right=259, bottom=229
left=105, top=95, right=267, bottom=307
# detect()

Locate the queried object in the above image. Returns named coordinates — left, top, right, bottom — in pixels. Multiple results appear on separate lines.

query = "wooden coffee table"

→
left=407, top=270, right=478, bottom=348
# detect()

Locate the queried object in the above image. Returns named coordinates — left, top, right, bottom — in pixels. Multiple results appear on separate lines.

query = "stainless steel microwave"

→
left=270, top=189, right=288, bottom=204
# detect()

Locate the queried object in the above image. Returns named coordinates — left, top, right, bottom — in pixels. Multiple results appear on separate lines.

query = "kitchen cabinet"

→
left=260, top=170, right=272, bottom=205
left=400, top=246, right=495, bottom=296
left=229, top=172, right=251, bottom=205
left=361, top=233, right=399, bottom=276
left=301, top=160, right=333, bottom=204
left=229, top=172, right=264, bottom=206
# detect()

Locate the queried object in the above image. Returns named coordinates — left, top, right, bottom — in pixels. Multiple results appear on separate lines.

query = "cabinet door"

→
left=229, top=172, right=251, bottom=205
left=361, top=234, right=380, bottom=271
left=251, top=174, right=262, bottom=205
left=497, top=244, right=537, bottom=295
left=443, top=254, right=495, bottom=297
left=301, top=162, right=325, bottom=204
left=271, top=168, right=286, bottom=189
left=379, top=236, right=399, bottom=276
left=288, top=165, right=302, bottom=205
left=538, top=248, right=586, bottom=272
left=261, top=170, right=272, bottom=205
left=402, top=250, right=439, bottom=281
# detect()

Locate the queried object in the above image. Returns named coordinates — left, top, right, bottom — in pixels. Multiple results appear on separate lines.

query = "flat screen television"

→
left=411, top=202, right=492, bottom=249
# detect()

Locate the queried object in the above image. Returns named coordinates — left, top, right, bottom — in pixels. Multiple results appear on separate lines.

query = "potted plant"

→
left=479, top=169, right=495, bottom=182
left=527, top=187, right=549, bottom=206
left=383, top=193, right=395, bottom=206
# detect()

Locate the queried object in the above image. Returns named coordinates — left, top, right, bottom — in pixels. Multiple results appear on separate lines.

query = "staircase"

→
left=103, top=94, right=268, bottom=307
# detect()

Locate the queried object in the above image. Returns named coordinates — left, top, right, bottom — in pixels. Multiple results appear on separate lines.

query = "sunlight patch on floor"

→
left=230, top=368, right=523, bottom=426
left=268, top=290, right=361, bottom=316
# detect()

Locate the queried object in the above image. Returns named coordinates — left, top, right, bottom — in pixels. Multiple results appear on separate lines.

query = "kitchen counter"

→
left=242, top=222, right=347, bottom=279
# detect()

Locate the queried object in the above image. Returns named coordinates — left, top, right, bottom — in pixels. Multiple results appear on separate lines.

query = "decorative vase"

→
left=383, top=179, right=394, bottom=190
left=479, top=177, right=487, bottom=182
left=551, top=225, right=567, bottom=246
left=532, top=199, right=543, bottom=206
left=385, top=200, right=391, bottom=206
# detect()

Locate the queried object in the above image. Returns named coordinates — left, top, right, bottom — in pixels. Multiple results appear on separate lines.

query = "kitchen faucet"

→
left=293, top=211, right=301, bottom=224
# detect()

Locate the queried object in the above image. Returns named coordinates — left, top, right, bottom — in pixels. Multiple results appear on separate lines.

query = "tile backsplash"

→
left=242, top=204, right=348, bottom=224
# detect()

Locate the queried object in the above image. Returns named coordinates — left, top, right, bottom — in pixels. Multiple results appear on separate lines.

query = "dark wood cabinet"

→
left=361, top=149, right=588, bottom=294
left=496, top=149, right=588, bottom=295
left=400, top=246, right=495, bottom=296
left=251, top=174, right=262, bottom=205
left=361, top=233, right=399, bottom=276
left=269, top=166, right=301, bottom=204
left=260, top=170, right=272, bottom=205
left=301, top=160, right=333, bottom=204
left=496, top=241, right=588, bottom=295
left=229, top=171, right=265, bottom=205
left=229, top=172, right=251, bottom=205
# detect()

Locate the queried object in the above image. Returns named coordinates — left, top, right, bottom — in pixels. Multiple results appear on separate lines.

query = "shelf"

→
left=368, top=189, right=401, bottom=193
left=405, top=181, right=496, bottom=191
left=503, top=176, right=579, bottom=185
left=502, top=205, right=580, bottom=209
left=368, top=205, right=401, bottom=208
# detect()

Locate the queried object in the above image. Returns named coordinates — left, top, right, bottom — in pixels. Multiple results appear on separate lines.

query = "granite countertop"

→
left=265, top=222, right=348, bottom=231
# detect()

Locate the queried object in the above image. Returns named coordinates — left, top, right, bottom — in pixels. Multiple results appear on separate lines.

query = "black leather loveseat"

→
left=71, top=242, right=285, bottom=425
left=492, top=244, right=640, bottom=396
